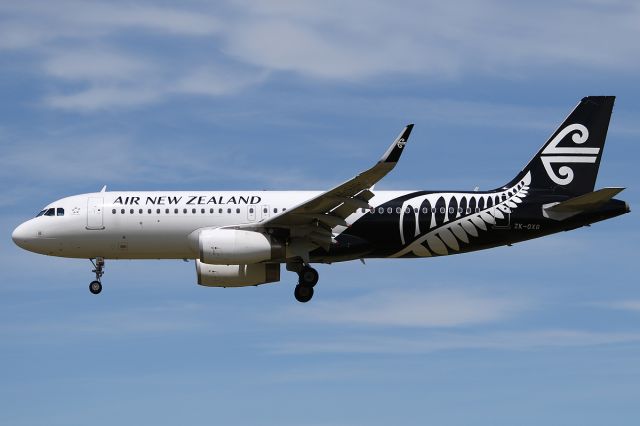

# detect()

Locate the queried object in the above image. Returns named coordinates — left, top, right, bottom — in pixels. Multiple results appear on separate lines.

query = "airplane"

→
left=11, top=96, right=630, bottom=303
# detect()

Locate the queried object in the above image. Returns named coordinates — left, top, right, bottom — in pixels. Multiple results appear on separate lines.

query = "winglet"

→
left=379, top=124, right=414, bottom=163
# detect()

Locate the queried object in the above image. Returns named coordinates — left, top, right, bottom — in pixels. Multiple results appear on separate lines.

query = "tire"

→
left=299, top=267, right=319, bottom=287
left=89, top=280, right=102, bottom=295
left=294, top=284, right=314, bottom=303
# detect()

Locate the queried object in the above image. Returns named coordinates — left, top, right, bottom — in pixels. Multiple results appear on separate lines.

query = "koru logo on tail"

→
left=396, top=138, right=406, bottom=149
left=540, top=123, right=600, bottom=185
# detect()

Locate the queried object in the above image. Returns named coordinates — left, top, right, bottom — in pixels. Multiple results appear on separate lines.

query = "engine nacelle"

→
left=195, top=260, right=280, bottom=287
left=198, top=228, right=285, bottom=265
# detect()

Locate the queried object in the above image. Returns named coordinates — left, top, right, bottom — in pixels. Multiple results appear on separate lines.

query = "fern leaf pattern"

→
left=391, top=171, right=531, bottom=258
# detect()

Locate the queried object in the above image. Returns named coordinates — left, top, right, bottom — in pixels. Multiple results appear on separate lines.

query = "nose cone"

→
left=12, top=222, right=32, bottom=250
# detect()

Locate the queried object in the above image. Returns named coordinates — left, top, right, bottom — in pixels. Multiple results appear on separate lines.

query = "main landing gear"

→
left=293, top=265, right=319, bottom=303
left=89, top=257, right=105, bottom=295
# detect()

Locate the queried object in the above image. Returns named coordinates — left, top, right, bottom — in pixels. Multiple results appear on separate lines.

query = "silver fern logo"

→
left=540, top=124, right=599, bottom=185
left=390, top=172, right=531, bottom=258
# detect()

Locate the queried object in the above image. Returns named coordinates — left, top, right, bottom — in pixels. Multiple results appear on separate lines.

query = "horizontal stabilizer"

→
left=543, top=187, right=624, bottom=220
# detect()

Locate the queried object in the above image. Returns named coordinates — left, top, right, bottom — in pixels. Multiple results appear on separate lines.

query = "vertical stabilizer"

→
left=507, top=96, right=615, bottom=195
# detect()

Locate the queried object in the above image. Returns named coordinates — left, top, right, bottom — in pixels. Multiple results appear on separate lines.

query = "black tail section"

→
left=507, top=96, right=615, bottom=195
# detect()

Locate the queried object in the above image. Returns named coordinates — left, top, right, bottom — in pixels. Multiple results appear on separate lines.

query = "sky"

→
left=1, top=0, right=639, bottom=424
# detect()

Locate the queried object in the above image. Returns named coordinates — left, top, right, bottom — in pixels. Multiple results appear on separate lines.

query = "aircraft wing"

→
left=240, top=124, right=414, bottom=259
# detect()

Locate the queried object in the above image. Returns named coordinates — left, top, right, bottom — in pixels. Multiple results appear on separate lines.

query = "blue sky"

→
left=1, top=1, right=639, bottom=424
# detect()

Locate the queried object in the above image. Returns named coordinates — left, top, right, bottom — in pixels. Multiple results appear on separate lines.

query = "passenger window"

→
left=139, top=209, right=143, bottom=214
left=148, top=209, right=152, bottom=214
left=57, top=208, right=64, bottom=216
left=273, top=208, right=278, bottom=213
left=210, top=208, right=214, bottom=214
left=183, top=208, right=187, bottom=214
left=236, top=208, right=240, bottom=213
left=422, top=207, right=428, bottom=214
left=165, top=209, right=169, bottom=214
left=157, top=209, right=160, bottom=214
left=218, top=208, right=223, bottom=214
left=175, top=209, right=178, bottom=214
left=249, top=208, right=254, bottom=213
left=112, top=209, right=116, bottom=214
left=378, top=207, right=384, bottom=214
left=192, top=208, right=196, bottom=214
left=263, top=208, right=267, bottom=213
left=130, top=209, right=134, bottom=214
left=121, top=209, right=125, bottom=214
left=227, top=208, right=231, bottom=214
left=387, top=207, right=393, bottom=214
left=201, top=208, right=205, bottom=214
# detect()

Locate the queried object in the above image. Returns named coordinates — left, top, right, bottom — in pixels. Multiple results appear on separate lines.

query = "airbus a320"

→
left=12, top=96, right=630, bottom=302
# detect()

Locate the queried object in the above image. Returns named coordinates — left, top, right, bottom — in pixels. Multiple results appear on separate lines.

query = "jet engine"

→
left=198, top=228, right=285, bottom=265
left=195, top=260, right=280, bottom=287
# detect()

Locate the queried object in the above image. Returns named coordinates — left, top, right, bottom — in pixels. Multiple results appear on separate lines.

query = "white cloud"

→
left=604, top=300, right=640, bottom=312
left=174, top=66, right=269, bottom=97
left=271, top=329, right=640, bottom=355
left=287, top=288, right=527, bottom=327
left=0, top=1, right=220, bottom=47
left=0, top=302, right=206, bottom=337
left=3, top=0, right=640, bottom=111
left=44, top=85, right=162, bottom=110
left=223, top=0, right=640, bottom=79
left=43, top=49, right=151, bottom=82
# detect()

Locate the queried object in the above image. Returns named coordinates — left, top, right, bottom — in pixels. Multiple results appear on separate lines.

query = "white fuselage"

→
left=11, top=190, right=407, bottom=260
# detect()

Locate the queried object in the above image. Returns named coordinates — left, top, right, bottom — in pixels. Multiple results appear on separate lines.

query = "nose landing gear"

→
left=89, top=257, right=105, bottom=295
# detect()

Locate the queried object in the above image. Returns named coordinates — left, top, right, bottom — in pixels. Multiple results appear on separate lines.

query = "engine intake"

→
left=198, top=229, right=285, bottom=265
left=196, top=260, right=280, bottom=287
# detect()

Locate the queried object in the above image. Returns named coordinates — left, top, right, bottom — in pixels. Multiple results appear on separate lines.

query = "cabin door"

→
left=87, top=197, right=105, bottom=230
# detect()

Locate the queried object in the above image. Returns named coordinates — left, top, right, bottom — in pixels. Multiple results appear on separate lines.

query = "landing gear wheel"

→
left=294, top=284, right=314, bottom=303
left=299, top=266, right=319, bottom=287
left=89, top=258, right=105, bottom=295
left=89, top=280, right=102, bottom=295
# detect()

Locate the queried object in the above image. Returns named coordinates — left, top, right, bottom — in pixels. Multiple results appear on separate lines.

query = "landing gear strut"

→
left=292, top=264, right=319, bottom=303
left=89, top=257, right=104, bottom=295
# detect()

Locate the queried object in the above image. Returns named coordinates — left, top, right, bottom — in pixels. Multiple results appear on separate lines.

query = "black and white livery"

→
left=12, top=96, right=630, bottom=302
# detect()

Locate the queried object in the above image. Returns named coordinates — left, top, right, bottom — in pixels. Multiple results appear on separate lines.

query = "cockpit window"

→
left=37, top=208, right=59, bottom=217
